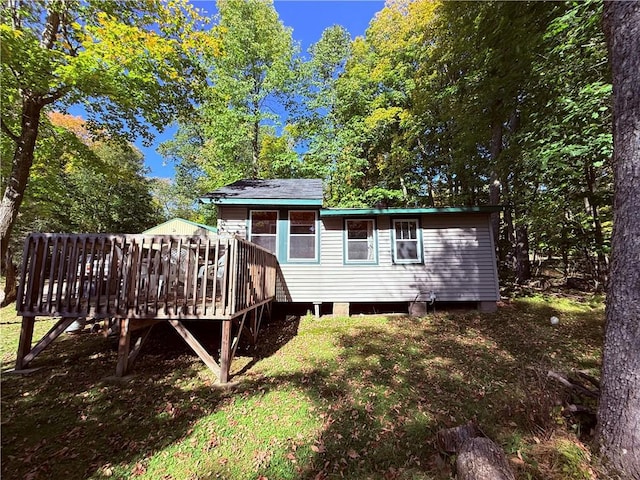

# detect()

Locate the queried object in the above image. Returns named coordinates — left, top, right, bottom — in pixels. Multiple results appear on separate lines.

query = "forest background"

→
left=1, top=0, right=612, bottom=290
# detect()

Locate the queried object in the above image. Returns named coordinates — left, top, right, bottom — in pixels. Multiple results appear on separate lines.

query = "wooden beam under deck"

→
left=169, top=320, right=222, bottom=378
left=14, top=300, right=271, bottom=383
left=15, top=316, right=78, bottom=370
left=128, top=325, right=155, bottom=366
left=219, top=319, right=232, bottom=384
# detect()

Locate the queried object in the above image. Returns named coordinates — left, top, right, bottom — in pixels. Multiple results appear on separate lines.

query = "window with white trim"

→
left=288, top=211, right=317, bottom=261
left=393, top=219, right=421, bottom=263
left=345, top=219, right=376, bottom=263
left=249, top=210, right=278, bottom=253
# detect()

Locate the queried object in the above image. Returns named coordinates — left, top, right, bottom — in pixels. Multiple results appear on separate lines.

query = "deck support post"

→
left=116, top=318, right=131, bottom=377
left=220, top=319, right=232, bottom=384
left=15, top=316, right=35, bottom=370
left=251, top=307, right=261, bottom=345
left=252, top=303, right=267, bottom=344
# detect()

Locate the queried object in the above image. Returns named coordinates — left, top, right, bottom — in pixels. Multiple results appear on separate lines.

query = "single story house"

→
left=202, top=179, right=501, bottom=315
left=144, top=218, right=218, bottom=239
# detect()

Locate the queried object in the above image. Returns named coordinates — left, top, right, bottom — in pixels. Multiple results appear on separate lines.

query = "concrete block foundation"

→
left=333, top=302, right=350, bottom=317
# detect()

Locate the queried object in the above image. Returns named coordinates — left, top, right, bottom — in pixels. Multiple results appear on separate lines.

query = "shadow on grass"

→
left=0, top=313, right=301, bottom=480
left=1, top=299, right=603, bottom=480
left=231, top=299, right=604, bottom=479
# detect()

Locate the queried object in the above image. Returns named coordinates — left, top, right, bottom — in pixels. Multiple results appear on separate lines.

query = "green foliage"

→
left=524, top=0, right=612, bottom=273
left=12, top=114, right=161, bottom=245
left=323, top=1, right=439, bottom=207
left=0, top=0, right=207, bottom=268
left=293, top=25, right=352, bottom=183
left=305, top=0, right=613, bottom=281
left=0, top=0, right=206, bottom=144
left=162, top=0, right=300, bottom=209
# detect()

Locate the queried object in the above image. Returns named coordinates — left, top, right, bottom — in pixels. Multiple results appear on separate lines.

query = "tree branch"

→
left=41, top=87, right=70, bottom=106
left=8, top=0, right=22, bottom=30
left=1, top=118, right=20, bottom=143
left=41, top=2, right=61, bottom=50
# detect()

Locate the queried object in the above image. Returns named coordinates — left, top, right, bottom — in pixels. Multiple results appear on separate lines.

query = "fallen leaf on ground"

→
left=347, top=449, right=359, bottom=459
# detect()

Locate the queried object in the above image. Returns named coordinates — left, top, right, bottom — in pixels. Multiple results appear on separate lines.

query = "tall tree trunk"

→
left=503, top=202, right=515, bottom=276
left=589, top=199, right=608, bottom=288
left=597, top=3, right=640, bottom=478
left=0, top=97, right=44, bottom=262
left=0, top=246, right=18, bottom=307
left=251, top=115, right=260, bottom=179
left=1, top=3, right=60, bottom=263
left=515, top=223, right=531, bottom=284
left=489, top=117, right=503, bottom=257
left=584, top=163, right=608, bottom=288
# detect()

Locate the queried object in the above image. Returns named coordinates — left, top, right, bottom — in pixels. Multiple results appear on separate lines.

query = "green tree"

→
left=524, top=0, right=613, bottom=285
left=324, top=0, right=438, bottom=207
left=293, top=25, right=352, bottom=184
left=69, top=140, right=161, bottom=233
left=156, top=122, right=213, bottom=221
left=0, top=0, right=206, bottom=264
left=12, top=113, right=161, bottom=237
left=203, top=0, right=296, bottom=179
left=164, top=0, right=298, bottom=204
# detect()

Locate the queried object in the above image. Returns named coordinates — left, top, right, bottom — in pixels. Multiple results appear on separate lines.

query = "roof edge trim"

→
left=203, top=198, right=324, bottom=206
left=319, top=206, right=504, bottom=217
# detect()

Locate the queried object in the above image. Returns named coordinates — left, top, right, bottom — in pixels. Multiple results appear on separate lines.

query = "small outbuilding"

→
left=143, top=218, right=217, bottom=239
left=202, top=179, right=501, bottom=315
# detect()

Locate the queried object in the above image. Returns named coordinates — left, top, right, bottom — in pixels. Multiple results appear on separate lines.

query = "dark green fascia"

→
left=201, top=197, right=323, bottom=207
left=320, top=206, right=504, bottom=217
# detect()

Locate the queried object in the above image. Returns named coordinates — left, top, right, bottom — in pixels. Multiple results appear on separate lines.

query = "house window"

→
left=288, top=211, right=317, bottom=261
left=249, top=210, right=278, bottom=253
left=393, top=219, right=421, bottom=263
left=345, top=219, right=376, bottom=263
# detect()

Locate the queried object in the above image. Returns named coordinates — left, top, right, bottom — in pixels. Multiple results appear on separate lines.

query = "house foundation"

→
left=477, top=301, right=498, bottom=312
left=333, top=302, right=350, bottom=317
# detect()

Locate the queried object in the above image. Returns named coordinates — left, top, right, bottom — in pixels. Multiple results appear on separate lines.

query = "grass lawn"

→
left=1, top=295, right=606, bottom=479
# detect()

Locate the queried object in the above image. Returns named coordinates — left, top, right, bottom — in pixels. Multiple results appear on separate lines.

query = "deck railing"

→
left=17, top=233, right=277, bottom=320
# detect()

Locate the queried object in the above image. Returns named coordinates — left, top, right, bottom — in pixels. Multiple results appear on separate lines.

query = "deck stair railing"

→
left=17, top=233, right=277, bottom=320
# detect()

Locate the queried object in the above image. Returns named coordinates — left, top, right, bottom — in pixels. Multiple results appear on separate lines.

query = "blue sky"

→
left=140, top=0, right=385, bottom=179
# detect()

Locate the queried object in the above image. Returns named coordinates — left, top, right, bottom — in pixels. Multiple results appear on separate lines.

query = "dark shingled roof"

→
left=203, top=179, right=324, bottom=203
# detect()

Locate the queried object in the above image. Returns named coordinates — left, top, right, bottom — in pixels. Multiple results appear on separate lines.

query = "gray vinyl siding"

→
left=217, top=206, right=248, bottom=238
left=217, top=207, right=499, bottom=303
left=278, top=213, right=499, bottom=303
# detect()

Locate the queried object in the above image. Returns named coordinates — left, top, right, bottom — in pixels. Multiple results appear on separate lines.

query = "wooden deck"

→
left=14, top=233, right=277, bottom=383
